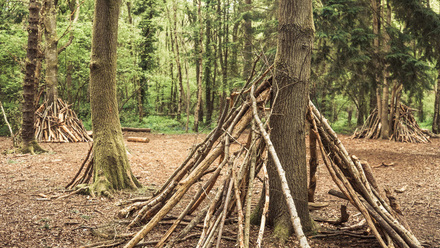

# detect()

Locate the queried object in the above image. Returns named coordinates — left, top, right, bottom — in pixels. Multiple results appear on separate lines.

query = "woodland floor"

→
left=0, top=131, right=439, bottom=248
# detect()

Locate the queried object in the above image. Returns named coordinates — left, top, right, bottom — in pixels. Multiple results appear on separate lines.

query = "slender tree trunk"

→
left=66, top=62, right=73, bottom=103
left=184, top=56, right=191, bottom=132
left=204, top=16, right=213, bottom=124
left=172, top=0, right=183, bottom=120
left=230, top=17, right=239, bottom=79
left=89, top=0, right=141, bottom=193
left=380, top=0, right=391, bottom=139
left=243, top=0, right=252, bottom=80
left=433, top=72, right=440, bottom=133
left=268, top=0, right=315, bottom=240
left=43, top=0, right=58, bottom=111
left=194, top=0, right=203, bottom=132
left=371, top=0, right=381, bottom=123
left=22, top=0, right=45, bottom=153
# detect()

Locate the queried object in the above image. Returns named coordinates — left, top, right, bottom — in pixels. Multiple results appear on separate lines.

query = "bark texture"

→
left=89, top=0, right=141, bottom=193
left=268, top=0, right=315, bottom=240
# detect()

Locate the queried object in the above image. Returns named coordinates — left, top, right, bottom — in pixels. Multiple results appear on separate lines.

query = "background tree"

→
left=389, top=0, right=440, bottom=134
left=268, top=0, right=315, bottom=240
left=88, top=0, right=141, bottom=194
left=21, top=0, right=46, bottom=154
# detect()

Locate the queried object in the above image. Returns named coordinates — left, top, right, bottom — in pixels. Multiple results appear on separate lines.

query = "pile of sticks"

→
left=308, top=102, right=422, bottom=248
left=35, top=98, right=92, bottom=142
left=81, top=69, right=421, bottom=248
left=116, top=72, right=280, bottom=248
left=353, top=104, right=430, bottom=143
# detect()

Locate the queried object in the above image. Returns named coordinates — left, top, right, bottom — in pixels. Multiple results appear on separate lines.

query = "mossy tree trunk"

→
left=267, top=0, right=314, bottom=241
left=43, top=0, right=58, bottom=110
left=89, top=0, right=141, bottom=194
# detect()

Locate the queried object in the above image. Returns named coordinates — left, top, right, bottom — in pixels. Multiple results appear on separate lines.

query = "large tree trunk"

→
left=433, top=72, right=440, bottom=134
left=21, top=0, right=45, bottom=154
left=89, top=0, right=140, bottom=193
left=268, top=0, right=314, bottom=240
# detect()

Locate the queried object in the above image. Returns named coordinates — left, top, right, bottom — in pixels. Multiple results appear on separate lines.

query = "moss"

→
left=21, top=140, right=47, bottom=154
left=272, top=217, right=293, bottom=243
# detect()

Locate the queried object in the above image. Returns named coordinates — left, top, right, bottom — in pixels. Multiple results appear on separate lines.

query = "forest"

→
left=1, top=0, right=440, bottom=247
left=0, top=0, right=438, bottom=136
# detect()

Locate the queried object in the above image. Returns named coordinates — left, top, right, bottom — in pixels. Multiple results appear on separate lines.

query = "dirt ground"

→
left=0, top=132, right=439, bottom=248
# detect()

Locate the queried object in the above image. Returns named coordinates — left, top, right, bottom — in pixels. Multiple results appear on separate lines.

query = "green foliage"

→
left=1, top=0, right=438, bottom=136
left=141, top=115, right=186, bottom=133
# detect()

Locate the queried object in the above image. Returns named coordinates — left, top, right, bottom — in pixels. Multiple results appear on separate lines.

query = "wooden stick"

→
left=244, top=121, right=257, bottom=247
left=256, top=163, right=270, bottom=248
left=0, top=101, right=14, bottom=137
left=232, top=161, right=245, bottom=248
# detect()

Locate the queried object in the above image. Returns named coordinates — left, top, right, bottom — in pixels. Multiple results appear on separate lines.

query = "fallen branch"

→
left=0, top=101, right=14, bottom=137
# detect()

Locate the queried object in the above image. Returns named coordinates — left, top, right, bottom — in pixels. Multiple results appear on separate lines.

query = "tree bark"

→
left=89, top=0, right=141, bottom=193
left=268, top=0, right=315, bottom=240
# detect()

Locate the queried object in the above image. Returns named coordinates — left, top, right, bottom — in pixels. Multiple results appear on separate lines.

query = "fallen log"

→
left=127, top=137, right=150, bottom=143
left=121, top=127, right=151, bottom=132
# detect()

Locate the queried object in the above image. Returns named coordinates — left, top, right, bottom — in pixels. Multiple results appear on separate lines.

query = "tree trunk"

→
left=433, top=72, right=440, bottom=133
left=194, top=0, right=203, bottom=132
left=21, top=0, right=45, bottom=154
left=268, top=0, right=314, bottom=240
left=204, top=16, right=213, bottom=124
left=184, top=55, right=191, bottom=132
left=89, top=0, right=141, bottom=193
left=243, top=0, right=252, bottom=80
left=380, top=0, right=391, bottom=139
left=66, top=62, right=73, bottom=104
left=172, top=0, right=183, bottom=120
left=371, top=0, right=381, bottom=124
left=43, top=0, right=58, bottom=110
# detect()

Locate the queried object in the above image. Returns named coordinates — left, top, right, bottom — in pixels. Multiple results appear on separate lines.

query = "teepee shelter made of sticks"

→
left=35, top=98, right=92, bottom=143
left=353, top=104, right=430, bottom=143
left=76, top=70, right=422, bottom=248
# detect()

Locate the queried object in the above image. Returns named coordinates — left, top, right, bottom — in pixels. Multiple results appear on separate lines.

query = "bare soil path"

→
left=0, top=132, right=438, bottom=247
